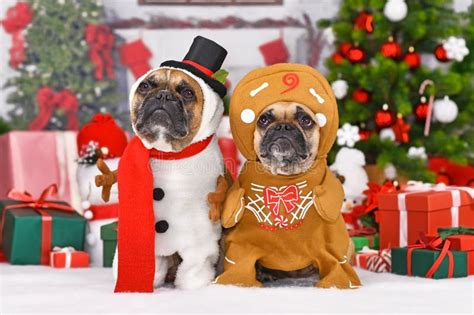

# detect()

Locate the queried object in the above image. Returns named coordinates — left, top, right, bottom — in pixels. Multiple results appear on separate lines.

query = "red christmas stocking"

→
left=119, top=39, right=152, bottom=79
left=259, top=37, right=289, bottom=65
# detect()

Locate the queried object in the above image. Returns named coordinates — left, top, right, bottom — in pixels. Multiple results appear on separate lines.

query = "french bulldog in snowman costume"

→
left=95, top=36, right=229, bottom=292
left=76, top=113, right=128, bottom=266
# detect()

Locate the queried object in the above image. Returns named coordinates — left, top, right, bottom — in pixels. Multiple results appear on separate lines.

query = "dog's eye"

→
left=257, top=114, right=272, bottom=128
left=138, top=81, right=152, bottom=94
left=181, top=88, right=194, bottom=99
left=299, top=115, right=314, bottom=128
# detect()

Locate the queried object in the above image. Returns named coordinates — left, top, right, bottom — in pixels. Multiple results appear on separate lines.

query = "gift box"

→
left=0, top=131, right=81, bottom=210
left=352, top=234, right=379, bottom=251
left=50, top=247, right=89, bottom=268
left=437, top=227, right=474, bottom=275
left=391, top=237, right=467, bottom=279
left=353, top=247, right=391, bottom=272
left=100, top=221, right=117, bottom=267
left=377, top=183, right=474, bottom=249
left=0, top=185, right=86, bottom=265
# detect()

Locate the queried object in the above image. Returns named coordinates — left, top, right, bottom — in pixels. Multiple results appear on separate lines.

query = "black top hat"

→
left=161, top=36, right=228, bottom=98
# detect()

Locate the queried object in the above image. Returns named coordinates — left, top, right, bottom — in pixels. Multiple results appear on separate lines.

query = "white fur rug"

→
left=1, top=264, right=473, bottom=314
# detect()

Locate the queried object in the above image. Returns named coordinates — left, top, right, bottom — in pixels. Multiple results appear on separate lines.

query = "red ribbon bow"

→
left=1, top=2, right=33, bottom=68
left=264, top=185, right=300, bottom=216
left=407, top=235, right=454, bottom=278
left=84, top=24, right=115, bottom=81
left=28, top=86, right=79, bottom=130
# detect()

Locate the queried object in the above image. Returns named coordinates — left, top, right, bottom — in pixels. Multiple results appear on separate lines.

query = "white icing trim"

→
left=315, top=113, right=327, bottom=127
left=309, top=88, right=325, bottom=104
left=235, top=197, right=244, bottom=223
left=224, top=256, right=236, bottom=265
left=250, top=82, right=269, bottom=97
left=241, top=109, right=255, bottom=123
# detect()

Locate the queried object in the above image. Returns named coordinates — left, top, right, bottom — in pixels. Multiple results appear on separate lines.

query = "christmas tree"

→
left=319, top=0, right=473, bottom=182
left=2, top=0, right=127, bottom=130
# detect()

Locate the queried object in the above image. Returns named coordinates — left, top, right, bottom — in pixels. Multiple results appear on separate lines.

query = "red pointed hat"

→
left=77, top=113, right=128, bottom=159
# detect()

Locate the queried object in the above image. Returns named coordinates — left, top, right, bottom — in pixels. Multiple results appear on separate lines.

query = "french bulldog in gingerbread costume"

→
left=96, top=36, right=229, bottom=292
left=217, top=63, right=361, bottom=289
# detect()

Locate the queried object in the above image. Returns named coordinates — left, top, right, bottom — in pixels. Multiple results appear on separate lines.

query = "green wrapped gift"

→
left=352, top=234, right=379, bottom=252
left=392, top=247, right=467, bottom=279
left=100, top=221, right=117, bottom=267
left=0, top=199, right=86, bottom=265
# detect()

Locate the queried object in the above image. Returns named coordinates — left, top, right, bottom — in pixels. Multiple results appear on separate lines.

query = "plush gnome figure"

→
left=76, top=113, right=128, bottom=266
left=329, top=147, right=369, bottom=230
left=217, top=64, right=361, bottom=289
left=96, top=36, right=229, bottom=293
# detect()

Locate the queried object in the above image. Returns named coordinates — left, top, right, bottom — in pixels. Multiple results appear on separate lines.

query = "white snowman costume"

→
left=112, top=66, right=225, bottom=290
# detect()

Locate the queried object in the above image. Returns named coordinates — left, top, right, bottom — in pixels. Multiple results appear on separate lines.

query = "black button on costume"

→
left=155, top=220, right=169, bottom=233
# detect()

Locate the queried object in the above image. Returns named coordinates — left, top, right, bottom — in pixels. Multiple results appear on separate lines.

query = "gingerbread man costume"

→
left=217, top=64, right=361, bottom=289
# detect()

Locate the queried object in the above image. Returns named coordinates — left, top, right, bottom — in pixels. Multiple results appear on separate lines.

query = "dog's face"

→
left=130, top=68, right=204, bottom=151
left=254, top=102, right=320, bottom=175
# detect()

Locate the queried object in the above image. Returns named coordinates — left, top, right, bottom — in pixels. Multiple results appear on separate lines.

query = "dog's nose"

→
left=155, top=90, right=176, bottom=102
left=275, top=123, right=295, bottom=131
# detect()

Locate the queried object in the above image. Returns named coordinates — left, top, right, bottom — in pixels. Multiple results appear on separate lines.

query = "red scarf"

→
left=114, top=135, right=213, bottom=293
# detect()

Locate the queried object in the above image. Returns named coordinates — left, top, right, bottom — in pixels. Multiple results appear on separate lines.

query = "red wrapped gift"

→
left=447, top=235, right=474, bottom=275
left=353, top=247, right=391, bottom=273
left=50, top=247, right=89, bottom=268
left=0, top=131, right=81, bottom=210
left=377, top=183, right=474, bottom=249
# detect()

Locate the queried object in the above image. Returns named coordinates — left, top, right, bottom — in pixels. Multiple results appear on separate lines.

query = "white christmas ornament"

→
left=384, top=163, right=397, bottom=180
left=384, top=0, right=408, bottom=22
left=337, top=123, right=360, bottom=147
left=443, top=36, right=469, bottom=62
left=379, top=128, right=396, bottom=142
left=323, top=27, right=335, bottom=45
left=433, top=96, right=458, bottom=123
left=331, top=79, right=348, bottom=99
left=408, top=146, right=427, bottom=160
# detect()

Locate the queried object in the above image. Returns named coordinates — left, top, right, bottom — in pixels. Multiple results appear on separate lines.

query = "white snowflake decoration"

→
left=408, top=146, right=427, bottom=160
left=331, top=79, right=348, bottom=100
left=443, top=36, right=469, bottom=62
left=337, top=123, right=360, bottom=147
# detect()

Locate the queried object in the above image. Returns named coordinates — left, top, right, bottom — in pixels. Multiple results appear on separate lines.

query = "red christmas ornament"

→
left=403, top=47, right=421, bottom=69
left=331, top=52, right=344, bottom=64
left=359, top=123, right=372, bottom=140
left=380, top=37, right=401, bottom=59
left=354, top=11, right=374, bottom=33
left=434, top=44, right=449, bottom=62
left=339, top=42, right=352, bottom=57
left=392, top=114, right=410, bottom=143
left=375, top=104, right=395, bottom=128
left=352, top=88, right=370, bottom=104
left=414, top=96, right=429, bottom=120
left=347, top=46, right=366, bottom=63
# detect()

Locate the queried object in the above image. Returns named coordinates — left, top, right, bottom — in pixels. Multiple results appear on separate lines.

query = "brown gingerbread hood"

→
left=229, top=63, right=339, bottom=163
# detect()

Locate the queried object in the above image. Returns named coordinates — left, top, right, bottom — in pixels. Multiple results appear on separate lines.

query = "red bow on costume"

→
left=29, top=86, right=79, bottom=130
left=1, top=2, right=33, bottom=68
left=407, top=235, right=454, bottom=278
left=264, top=185, right=300, bottom=216
left=0, top=184, right=75, bottom=265
left=84, top=24, right=115, bottom=81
